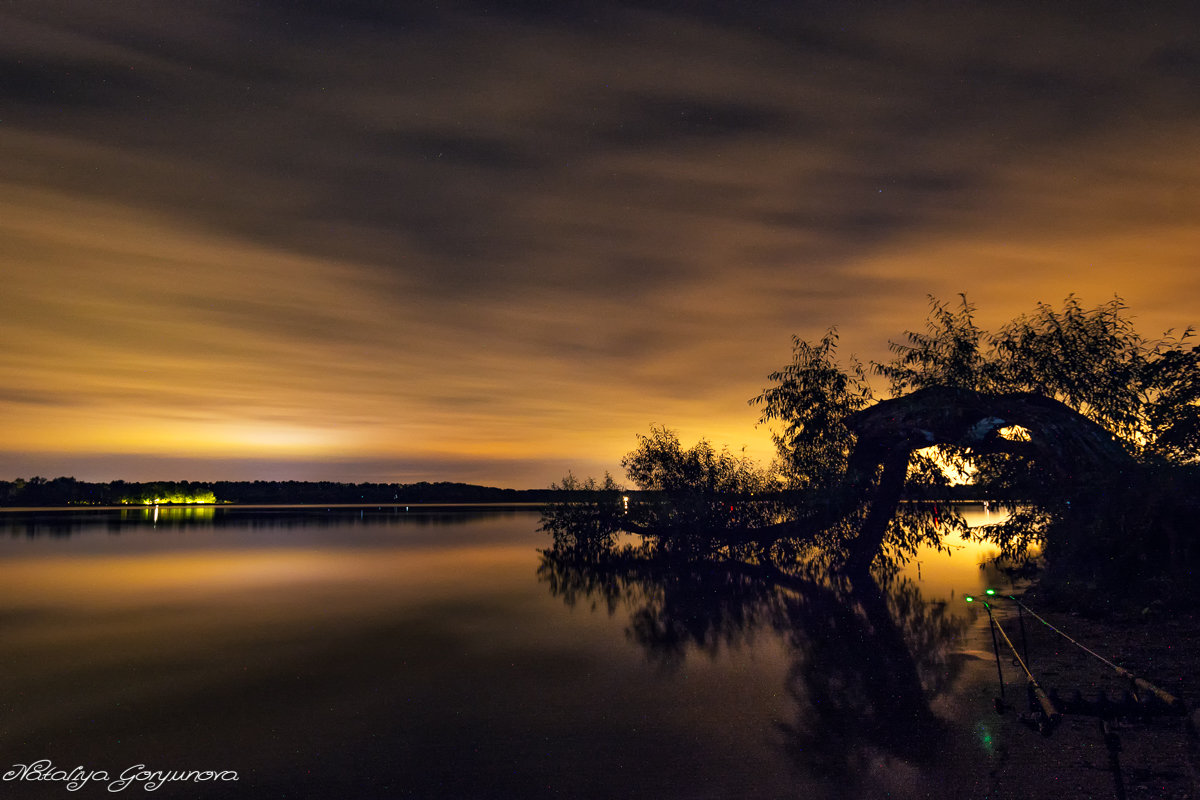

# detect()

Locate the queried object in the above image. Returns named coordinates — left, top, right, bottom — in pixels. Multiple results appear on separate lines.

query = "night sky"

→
left=2, top=1, right=1198, bottom=487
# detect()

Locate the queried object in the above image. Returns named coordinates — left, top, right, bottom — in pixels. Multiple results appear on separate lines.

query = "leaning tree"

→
left=546, top=295, right=1199, bottom=599
left=754, top=295, right=1200, bottom=593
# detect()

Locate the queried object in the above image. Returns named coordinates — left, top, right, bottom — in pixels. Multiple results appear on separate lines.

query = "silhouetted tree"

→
left=754, top=294, right=1200, bottom=595
left=550, top=294, right=1198, bottom=597
left=617, top=426, right=778, bottom=535
left=538, top=472, right=625, bottom=556
left=750, top=329, right=873, bottom=493
left=875, top=294, right=1200, bottom=465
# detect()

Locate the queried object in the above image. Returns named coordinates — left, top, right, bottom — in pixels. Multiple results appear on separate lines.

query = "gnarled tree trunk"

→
left=845, top=386, right=1136, bottom=567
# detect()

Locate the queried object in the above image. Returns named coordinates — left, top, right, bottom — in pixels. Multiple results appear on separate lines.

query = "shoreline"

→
left=937, top=585, right=1199, bottom=799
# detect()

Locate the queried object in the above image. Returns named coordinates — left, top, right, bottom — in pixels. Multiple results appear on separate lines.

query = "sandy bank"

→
left=937, top=588, right=1199, bottom=799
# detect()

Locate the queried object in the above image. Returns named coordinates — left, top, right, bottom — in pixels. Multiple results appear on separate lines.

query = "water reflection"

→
left=538, top=515, right=974, bottom=790
left=0, top=506, right=1008, bottom=798
left=0, top=510, right=574, bottom=799
left=0, top=505, right=532, bottom=539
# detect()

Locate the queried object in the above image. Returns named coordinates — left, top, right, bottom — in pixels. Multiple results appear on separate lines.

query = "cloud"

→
left=0, top=1, right=1198, bottom=483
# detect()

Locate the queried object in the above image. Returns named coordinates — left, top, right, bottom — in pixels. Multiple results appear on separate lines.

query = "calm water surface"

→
left=0, top=506, right=1010, bottom=799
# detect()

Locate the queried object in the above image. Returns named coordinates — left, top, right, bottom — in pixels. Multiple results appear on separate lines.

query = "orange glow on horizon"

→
left=2, top=6, right=1198, bottom=486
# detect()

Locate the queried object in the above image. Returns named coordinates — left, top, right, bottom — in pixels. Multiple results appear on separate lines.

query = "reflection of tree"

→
left=536, top=524, right=967, bottom=787
left=775, top=570, right=960, bottom=779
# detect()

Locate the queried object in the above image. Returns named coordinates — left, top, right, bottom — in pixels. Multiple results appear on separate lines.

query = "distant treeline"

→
left=0, top=476, right=997, bottom=508
left=0, top=476, right=566, bottom=507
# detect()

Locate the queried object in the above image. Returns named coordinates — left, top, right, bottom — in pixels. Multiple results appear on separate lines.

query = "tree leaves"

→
left=749, top=329, right=874, bottom=493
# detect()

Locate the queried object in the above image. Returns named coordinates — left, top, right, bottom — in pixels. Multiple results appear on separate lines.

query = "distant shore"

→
left=0, top=477, right=570, bottom=507
left=3, top=475, right=1003, bottom=508
left=0, top=501, right=549, bottom=513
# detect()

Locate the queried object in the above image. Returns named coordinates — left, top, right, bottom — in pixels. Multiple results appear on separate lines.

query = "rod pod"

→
left=977, top=598, right=1060, bottom=733
left=1001, top=594, right=1187, bottom=715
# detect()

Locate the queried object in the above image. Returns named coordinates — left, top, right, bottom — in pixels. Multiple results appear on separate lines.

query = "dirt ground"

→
left=941, top=585, right=1200, bottom=799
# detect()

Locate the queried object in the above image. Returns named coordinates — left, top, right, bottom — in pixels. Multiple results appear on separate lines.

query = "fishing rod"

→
left=983, top=591, right=1198, bottom=800
left=989, top=591, right=1187, bottom=714
left=966, top=594, right=1060, bottom=732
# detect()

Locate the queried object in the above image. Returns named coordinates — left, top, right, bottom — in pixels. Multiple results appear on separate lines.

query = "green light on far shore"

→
left=130, top=491, right=218, bottom=505
left=985, top=588, right=996, bottom=596
left=965, top=595, right=975, bottom=603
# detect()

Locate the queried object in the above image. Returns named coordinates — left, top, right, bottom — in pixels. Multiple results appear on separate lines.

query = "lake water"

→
left=0, top=505, right=1012, bottom=799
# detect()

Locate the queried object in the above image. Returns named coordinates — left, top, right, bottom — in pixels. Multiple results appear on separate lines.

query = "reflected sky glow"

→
left=902, top=504, right=1016, bottom=612
left=0, top=545, right=532, bottom=610
left=0, top=509, right=1002, bottom=797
